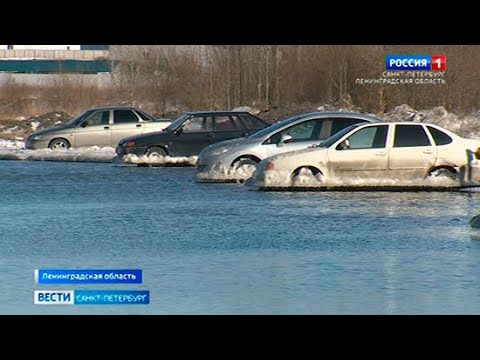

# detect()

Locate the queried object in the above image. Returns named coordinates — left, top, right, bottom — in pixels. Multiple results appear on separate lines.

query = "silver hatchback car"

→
left=25, top=106, right=171, bottom=150
left=196, top=111, right=381, bottom=181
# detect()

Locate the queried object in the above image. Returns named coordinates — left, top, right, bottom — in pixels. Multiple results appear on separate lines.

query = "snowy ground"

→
left=0, top=139, right=197, bottom=165
left=0, top=140, right=117, bottom=162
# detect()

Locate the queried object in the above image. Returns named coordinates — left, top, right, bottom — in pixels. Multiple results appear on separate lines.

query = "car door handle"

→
left=136, top=124, right=142, bottom=128
left=207, top=133, right=215, bottom=138
left=103, top=126, right=109, bottom=130
left=375, top=152, right=386, bottom=156
left=422, top=150, right=433, bottom=154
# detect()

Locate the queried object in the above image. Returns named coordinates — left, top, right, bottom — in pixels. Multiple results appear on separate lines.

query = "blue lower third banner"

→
left=34, top=290, right=150, bottom=305
left=35, top=269, right=142, bottom=284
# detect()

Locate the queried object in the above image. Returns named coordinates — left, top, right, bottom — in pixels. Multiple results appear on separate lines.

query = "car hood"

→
left=29, top=124, right=73, bottom=138
left=268, top=146, right=327, bottom=163
left=120, top=129, right=170, bottom=144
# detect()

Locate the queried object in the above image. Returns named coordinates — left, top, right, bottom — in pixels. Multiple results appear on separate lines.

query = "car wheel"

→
left=233, top=157, right=259, bottom=171
left=428, top=167, right=457, bottom=180
left=232, top=157, right=259, bottom=183
left=49, top=138, right=70, bottom=150
left=146, top=147, right=167, bottom=157
left=291, top=167, right=323, bottom=186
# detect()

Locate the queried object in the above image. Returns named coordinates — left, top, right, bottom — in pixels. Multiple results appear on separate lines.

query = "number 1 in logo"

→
left=431, top=55, right=446, bottom=71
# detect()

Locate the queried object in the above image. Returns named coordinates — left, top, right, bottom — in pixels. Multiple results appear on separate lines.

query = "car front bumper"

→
left=115, top=145, right=147, bottom=157
left=24, top=138, right=50, bottom=150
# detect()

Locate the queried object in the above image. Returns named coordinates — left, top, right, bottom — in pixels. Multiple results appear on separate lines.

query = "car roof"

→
left=356, top=121, right=441, bottom=126
left=85, top=106, right=142, bottom=111
left=289, top=111, right=383, bottom=121
left=185, top=110, right=257, bottom=116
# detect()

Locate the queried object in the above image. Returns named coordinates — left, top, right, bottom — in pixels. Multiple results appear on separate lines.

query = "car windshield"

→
left=135, top=109, right=157, bottom=121
left=248, top=114, right=318, bottom=139
left=67, top=110, right=95, bottom=126
left=164, top=114, right=191, bottom=131
left=317, top=123, right=364, bottom=148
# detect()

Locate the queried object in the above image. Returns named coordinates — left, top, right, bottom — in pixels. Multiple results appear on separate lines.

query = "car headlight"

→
left=211, top=147, right=230, bottom=156
left=31, top=134, right=48, bottom=141
left=119, top=140, right=136, bottom=147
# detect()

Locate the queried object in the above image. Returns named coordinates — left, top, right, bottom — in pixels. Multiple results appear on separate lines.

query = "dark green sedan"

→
left=115, top=111, right=269, bottom=158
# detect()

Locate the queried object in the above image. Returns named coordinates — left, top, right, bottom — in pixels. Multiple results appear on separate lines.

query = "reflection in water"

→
left=2, top=161, right=480, bottom=314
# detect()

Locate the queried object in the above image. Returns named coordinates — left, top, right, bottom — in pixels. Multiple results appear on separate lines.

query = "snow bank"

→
left=0, top=143, right=116, bottom=163
left=0, top=139, right=25, bottom=149
left=121, top=154, right=198, bottom=167
left=384, top=105, right=480, bottom=138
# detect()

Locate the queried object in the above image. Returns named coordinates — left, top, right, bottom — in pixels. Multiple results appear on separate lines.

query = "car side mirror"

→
left=174, top=127, right=183, bottom=135
left=80, top=122, right=88, bottom=128
left=278, top=134, right=293, bottom=146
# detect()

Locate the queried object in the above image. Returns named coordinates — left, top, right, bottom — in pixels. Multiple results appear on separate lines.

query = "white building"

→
left=0, top=45, right=81, bottom=50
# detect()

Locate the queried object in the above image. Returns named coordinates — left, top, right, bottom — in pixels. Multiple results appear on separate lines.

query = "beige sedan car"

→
left=251, top=121, right=480, bottom=188
left=25, top=106, right=171, bottom=150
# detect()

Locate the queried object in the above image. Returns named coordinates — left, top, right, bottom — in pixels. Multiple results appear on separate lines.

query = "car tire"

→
left=291, top=167, right=323, bottom=186
left=232, top=157, right=259, bottom=183
left=49, top=138, right=70, bottom=150
left=146, top=147, right=167, bottom=157
left=233, top=157, right=259, bottom=170
left=427, top=167, right=457, bottom=180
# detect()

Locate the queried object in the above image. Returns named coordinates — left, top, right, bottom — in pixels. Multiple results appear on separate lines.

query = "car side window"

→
left=394, top=125, right=431, bottom=147
left=135, top=110, right=152, bottom=121
left=239, top=114, right=266, bottom=130
left=114, top=110, right=139, bottom=124
left=215, top=115, right=238, bottom=131
left=83, top=111, right=109, bottom=126
left=267, top=120, right=324, bottom=144
left=427, top=125, right=453, bottom=145
left=182, top=116, right=214, bottom=133
left=330, top=118, right=367, bottom=137
left=338, top=125, right=388, bottom=150
left=230, top=116, right=246, bottom=130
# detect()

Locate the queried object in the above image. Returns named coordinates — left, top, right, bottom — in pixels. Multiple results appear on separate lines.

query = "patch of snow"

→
left=4, top=126, right=20, bottom=134
left=31, top=121, right=40, bottom=131
left=232, top=106, right=261, bottom=115
left=0, top=146, right=116, bottom=163
left=0, top=139, right=25, bottom=149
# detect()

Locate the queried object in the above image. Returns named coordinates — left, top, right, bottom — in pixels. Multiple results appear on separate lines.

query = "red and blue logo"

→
left=386, top=55, right=446, bottom=71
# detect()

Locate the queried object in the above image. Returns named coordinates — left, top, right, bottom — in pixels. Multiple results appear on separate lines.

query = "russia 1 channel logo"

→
left=385, top=55, right=446, bottom=71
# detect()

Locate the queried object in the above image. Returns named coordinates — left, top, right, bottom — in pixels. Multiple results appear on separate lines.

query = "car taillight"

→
left=265, top=162, right=275, bottom=170
left=127, top=141, right=136, bottom=147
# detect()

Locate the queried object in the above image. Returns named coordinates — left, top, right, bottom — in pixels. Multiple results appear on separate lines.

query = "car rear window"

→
left=135, top=110, right=153, bottom=121
left=427, top=125, right=453, bottom=145
left=330, top=118, right=367, bottom=136
left=240, top=114, right=267, bottom=130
